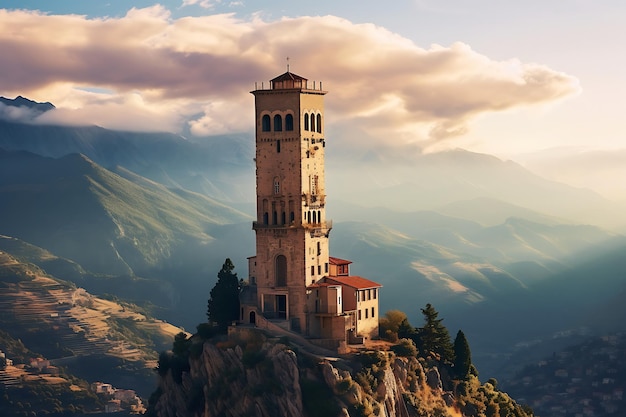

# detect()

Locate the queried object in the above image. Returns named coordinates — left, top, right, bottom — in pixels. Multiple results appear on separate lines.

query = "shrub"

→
left=391, top=338, right=417, bottom=357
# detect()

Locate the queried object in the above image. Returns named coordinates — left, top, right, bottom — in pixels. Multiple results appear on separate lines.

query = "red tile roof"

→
left=324, top=276, right=382, bottom=289
left=329, top=256, right=352, bottom=265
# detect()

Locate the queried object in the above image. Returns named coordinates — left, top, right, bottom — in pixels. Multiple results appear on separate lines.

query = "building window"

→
left=290, top=211, right=295, bottom=223
left=365, top=309, right=369, bottom=319
left=281, top=212, right=286, bottom=225
left=373, top=289, right=377, bottom=299
left=276, top=139, right=281, bottom=153
left=356, top=291, right=360, bottom=302
left=274, top=177, right=280, bottom=194
left=325, top=263, right=328, bottom=273
left=316, top=113, right=322, bottom=133
left=311, top=175, right=318, bottom=195
left=275, top=255, right=287, bottom=287
left=318, top=265, right=321, bottom=275
left=263, top=212, right=268, bottom=225
left=304, top=113, right=309, bottom=131
left=310, top=113, right=315, bottom=133
left=358, top=310, right=361, bottom=320
left=273, top=211, right=278, bottom=225
left=367, top=289, right=371, bottom=300
left=371, top=307, right=375, bottom=317
left=285, top=114, right=294, bottom=131
left=274, top=114, right=282, bottom=131
left=262, top=114, right=270, bottom=131
left=317, top=242, right=321, bottom=256
left=311, top=265, right=315, bottom=276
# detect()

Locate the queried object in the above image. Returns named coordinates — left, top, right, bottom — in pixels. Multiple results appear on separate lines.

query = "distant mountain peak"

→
left=0, top=96, right=55, bottom=123
left=0, top=95, right=55, bottom=112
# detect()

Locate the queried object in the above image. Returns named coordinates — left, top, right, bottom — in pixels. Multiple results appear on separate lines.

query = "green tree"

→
left=172, top=332, right=190, bottom=357
left=453, top=330, right=472, bottom=380
left=207, top=258, right=241, bottom=331
left=417, top=303, right=454, bottom=362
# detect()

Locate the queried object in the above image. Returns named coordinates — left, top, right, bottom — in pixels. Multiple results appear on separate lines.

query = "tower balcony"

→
left=252, top=220, right=332, bottom=233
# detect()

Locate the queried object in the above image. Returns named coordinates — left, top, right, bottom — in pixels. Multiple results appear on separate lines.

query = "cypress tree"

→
left=207, top=258, right=240, bottom=331
left=453, top=330, right=472, bottom=380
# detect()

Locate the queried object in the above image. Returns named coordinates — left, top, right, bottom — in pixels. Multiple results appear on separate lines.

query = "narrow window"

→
left=371, top=307, right=375, bottom=317
left=262, top=115, right=271, bottom=132
left=276, top=140, right=281, bottom=153
left=281, top=211, right=286, bottom=224
left=290, top=211, right=295, bottom=223
left=318, top=265, right=321, bottom=275
left=285, top=114, right=294, bottom=131
left=311, top=265, right=315, bottom=276
left=367, top=289, right=371, bottom=300
left=358, top=310, right=362, bottom=320
left=273, top=211, right=277, bottom=225
left=312, top=211, right=317, bottom=223
left=274, top=115, right=282, bottom=131
left=317, top=210, right=321, bottom=223
left=263, top=212, right=269, bottom=225
left=373, top=289, right=377, bottom=299
left=310, top=113, right=315, bottom=132
left=304, top=113, right=309, bottom=131
left=316, top=114, right=322, bottom=133
left=317, top=242, right=321, bottom=256
left=274, top=177, right=280, bottom=194
left=325, top=263, right=328, bottom=273
left=275, top=255, right=287, bottom=286
left=365, top=309, right=369, bottom=319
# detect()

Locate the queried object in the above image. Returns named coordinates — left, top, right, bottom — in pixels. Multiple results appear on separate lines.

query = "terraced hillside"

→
left=0, top=250, right=185, bottom=396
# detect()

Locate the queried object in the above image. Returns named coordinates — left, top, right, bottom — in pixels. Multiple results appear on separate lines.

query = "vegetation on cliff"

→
left=148, top=305, right=533, bottom=417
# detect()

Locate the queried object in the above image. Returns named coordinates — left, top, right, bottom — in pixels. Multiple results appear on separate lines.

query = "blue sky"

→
left=1, top=1, right=625, bottom=199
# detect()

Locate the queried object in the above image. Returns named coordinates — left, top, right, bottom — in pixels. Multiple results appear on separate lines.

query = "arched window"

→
left=281, top=211, right=286, bottom=225
left=274, top=115, right=282, bottom=131
left=310, top=113, right=315, bottom=132
left=307, top=211, right=311, bottom=223
left=316, top=114, right=322, bottom=133
left=273, top=177, right=280, bottom=194
left=285, top=114, right=294, bottom=131
left=304, top=113, right=309, bottom=131
left=312, top=211, right=317, bottom=223
left=262, top=115, right=271, bottom=132
left=273, top=211, right=278, bottom=225
left=263, top=212, right=269, bottom=225
left=317, top=210, right=321, bottom=223
left=290, top=211, right=295, bottom=223
left=276, top=255, right=287, bottom=287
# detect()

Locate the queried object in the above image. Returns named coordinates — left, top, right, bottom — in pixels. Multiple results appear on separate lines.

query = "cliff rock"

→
left=148, top=329, right=533, bottom=417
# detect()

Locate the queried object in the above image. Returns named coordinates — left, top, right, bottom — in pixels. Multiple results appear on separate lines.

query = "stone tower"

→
left=249, top=71, right=331, bottom=334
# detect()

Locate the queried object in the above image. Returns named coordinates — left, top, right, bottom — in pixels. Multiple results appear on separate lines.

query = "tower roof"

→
left=270, top=71, right=308, bottom=83
left=269, top=71, right=308, bottom=90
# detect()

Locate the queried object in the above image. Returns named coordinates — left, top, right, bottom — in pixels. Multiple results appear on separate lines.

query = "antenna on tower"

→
left=286, top=56, right=290, bottom=72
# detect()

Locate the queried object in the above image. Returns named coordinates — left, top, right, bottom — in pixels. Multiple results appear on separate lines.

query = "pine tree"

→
left=453, top=330, right=472, bottom=380
left=207, top=258, right=240, bottom=331
left=417, top=303, right=454, bottom=362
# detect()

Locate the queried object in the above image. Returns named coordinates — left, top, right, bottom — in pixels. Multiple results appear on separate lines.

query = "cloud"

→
left=0, top=7, right=580, bottom=142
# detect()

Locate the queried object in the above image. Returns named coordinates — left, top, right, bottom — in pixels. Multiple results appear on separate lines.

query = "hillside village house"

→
left=240, top=71, right=382, bottom=349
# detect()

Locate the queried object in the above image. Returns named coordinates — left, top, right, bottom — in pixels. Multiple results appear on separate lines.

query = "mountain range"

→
left=1, top=95, right=625, bottom=390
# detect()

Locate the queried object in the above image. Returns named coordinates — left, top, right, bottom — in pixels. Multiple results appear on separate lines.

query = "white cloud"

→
left=0, top=8, right=579, bottom=148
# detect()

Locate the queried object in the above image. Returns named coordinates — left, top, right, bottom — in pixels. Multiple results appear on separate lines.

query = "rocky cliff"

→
left=148, top=328, right=533, bottom=417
